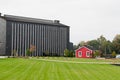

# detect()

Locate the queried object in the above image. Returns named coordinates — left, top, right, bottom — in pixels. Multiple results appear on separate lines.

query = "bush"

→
left=64, top=49, right=74, bottom=57
left=111, top=51, right=116, bottom=58
left=64, top=49, right=69, bottom=57
left=93, top=50, right=100, bottom=58
left=26, top=49, right=31, bottom=56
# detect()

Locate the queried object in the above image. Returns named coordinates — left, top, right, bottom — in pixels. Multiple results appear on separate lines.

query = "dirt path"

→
left=35, top=59, right=120, bottom=64
left=0, top=56, right=8, bottom=58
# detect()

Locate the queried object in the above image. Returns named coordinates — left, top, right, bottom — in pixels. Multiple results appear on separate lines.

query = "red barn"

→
left=75, top=46, right=93, bottom=58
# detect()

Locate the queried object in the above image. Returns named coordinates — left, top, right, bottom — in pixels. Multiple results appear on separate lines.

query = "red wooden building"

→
left=75, top=46, right=93, bottom=58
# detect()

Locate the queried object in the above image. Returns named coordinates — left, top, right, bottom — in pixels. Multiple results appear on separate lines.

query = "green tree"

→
left=105, top=40, right=113, bottom=54
left=87, top=40, right=100, bottom=50
left=93, top=50, right=100, bottom=58
left=113, top=34, right=120, bottom=54
left=77, top=41, right=86, bottom=47
left=97, top=35, right=107, bottom=56
left=64, top=49, right=69, bottom=57
left=111, top=51, right=116, bottom=58
left=69, top=50, right=74, bottom=57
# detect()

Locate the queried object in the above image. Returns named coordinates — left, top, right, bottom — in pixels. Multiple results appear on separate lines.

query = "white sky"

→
left=0, top=0, right=120, bottom=45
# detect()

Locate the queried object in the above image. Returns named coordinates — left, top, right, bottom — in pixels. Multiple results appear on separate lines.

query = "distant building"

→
left=0, top=13, right=71, bottom=56
left=75, top=46, right=93, bottom=58
left=68, top=42, right=73, bottom=50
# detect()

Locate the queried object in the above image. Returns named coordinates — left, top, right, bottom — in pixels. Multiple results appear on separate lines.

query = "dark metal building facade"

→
left=0, top=14, right=70, bottom=56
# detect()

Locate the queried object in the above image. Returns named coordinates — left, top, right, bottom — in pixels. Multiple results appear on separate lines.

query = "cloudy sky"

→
left=0, top=0, right=120, bottom=45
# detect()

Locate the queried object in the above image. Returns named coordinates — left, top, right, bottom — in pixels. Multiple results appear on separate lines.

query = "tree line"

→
left=73, top=34, right=120, bottom=57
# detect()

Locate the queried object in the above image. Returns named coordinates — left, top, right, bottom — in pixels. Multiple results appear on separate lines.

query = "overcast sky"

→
left=0, top=0, right=120, bottom=45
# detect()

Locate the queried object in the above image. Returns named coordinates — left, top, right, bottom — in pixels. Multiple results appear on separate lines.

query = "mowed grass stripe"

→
left=0, top=59, right=26, bottom=80
left=57, top=62, right=69, bottom=80
left=9, top=60, right=31, bottom=80
left=64, top=63, right=77, bottom=80
left=0, top=58, right=120, bottom=80
left=48, top=62, right=57, bottom=80
left=101, top=65, right=119, bottom=80
left=94, top=64, right=117, bottom=80
left=16, top=60, right=38, bottom=80
left=37, top=61, right=46, bottom=80
left=0, top=58, right=20, bottom=73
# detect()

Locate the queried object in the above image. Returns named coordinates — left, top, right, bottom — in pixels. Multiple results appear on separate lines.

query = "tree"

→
left=64, top=49, right=69, bottom=57
left=93, top=50, right=100, bottom=58
left=87, top=40, right=100, bottom=50
left=111, top=51, right=116, bottom=58
left=69, top=50, right=74, bottom=57
left=77, top=41, right=86, bottom=47
left=105, top=40, right=113, bottom=54
left=113, top=34, right=120, bottom=54
left=97, top=35, right=107, bottom=56
left=64, top=49, right=74, bottom=57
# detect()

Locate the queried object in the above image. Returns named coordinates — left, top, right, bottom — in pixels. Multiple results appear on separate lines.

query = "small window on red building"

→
left=78, top=51, right=82, bottom=57
left=86, top=51, right=90, bottom=57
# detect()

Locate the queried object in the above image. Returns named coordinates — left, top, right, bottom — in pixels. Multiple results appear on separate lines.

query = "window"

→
left=86, top=51, right=90, bottom=57
left=78, top=51, right=82, bottom=57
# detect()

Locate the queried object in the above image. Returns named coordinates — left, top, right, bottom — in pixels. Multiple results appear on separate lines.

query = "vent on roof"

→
left=54, top=20, right=60, bottom=23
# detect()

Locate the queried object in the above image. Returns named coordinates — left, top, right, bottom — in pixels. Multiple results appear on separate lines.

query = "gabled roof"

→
left=2, top=14, right=69, bottom=27
left=75, top=46, right=93, bottom=52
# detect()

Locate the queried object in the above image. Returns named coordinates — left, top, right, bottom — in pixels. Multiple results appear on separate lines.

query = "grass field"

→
left=0, top=57, right=120, bottom=80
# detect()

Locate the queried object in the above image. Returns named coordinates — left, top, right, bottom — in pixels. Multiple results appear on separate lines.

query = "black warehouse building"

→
left=0, top=13, right=72, bottom=56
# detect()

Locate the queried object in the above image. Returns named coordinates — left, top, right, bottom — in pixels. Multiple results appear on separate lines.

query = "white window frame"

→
left=86, top=51, right=90, bottom=57
left=78, top=51, right=82, bottom=57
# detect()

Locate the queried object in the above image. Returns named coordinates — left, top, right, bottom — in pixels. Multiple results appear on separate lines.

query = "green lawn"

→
left=0, top=57, right=120, bottom=80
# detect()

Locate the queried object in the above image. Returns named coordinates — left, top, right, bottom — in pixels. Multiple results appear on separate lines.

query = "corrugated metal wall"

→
left=0, top=18, right=6, bottom=55
left=8, top=21, right=69, bottom=56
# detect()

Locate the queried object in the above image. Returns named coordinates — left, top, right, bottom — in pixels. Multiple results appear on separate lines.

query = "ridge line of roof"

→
left=3, top=14, right=69, bottom=27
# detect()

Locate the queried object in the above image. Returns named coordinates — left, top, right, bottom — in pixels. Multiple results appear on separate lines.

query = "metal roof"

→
left=3, top=14, right=69, bottom=27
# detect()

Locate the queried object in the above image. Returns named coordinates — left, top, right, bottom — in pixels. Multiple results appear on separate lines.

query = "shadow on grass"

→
left=111, top=64, right=120, bottom=66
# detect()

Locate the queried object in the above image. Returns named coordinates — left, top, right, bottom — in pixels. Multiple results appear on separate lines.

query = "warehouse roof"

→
left=2, top=14, right=69, bottom=27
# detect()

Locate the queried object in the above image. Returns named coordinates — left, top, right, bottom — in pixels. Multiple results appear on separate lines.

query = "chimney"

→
left=54, top=20, right=60, bottom=23
left=0, top=13, right=1, bottom=16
